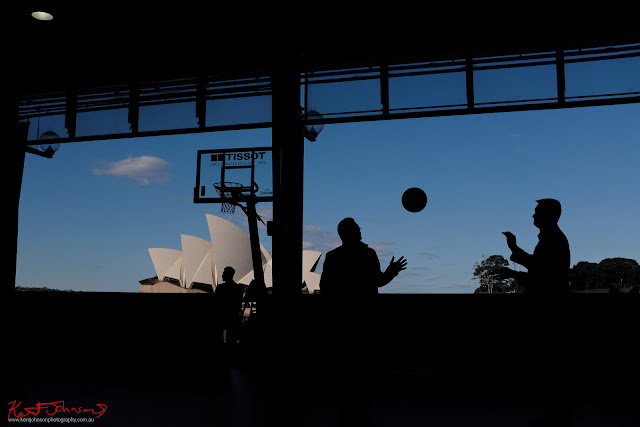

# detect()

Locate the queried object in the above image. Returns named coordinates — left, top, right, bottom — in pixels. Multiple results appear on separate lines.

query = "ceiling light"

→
left=31, top=11, right=53, bottom=21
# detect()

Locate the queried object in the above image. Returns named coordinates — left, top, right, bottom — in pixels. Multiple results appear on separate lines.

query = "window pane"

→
left=565, top=56, right=640, bottom=100
left=474, top=64, right=557, bottom=105
left=390, top=71, right=467, bottom=111
left=206, top=95, right=272, bottom=127
left=306, top=76, right=381, bottom=118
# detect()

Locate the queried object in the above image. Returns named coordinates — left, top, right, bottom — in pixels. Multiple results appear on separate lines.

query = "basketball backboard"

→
left=194, top=147, right=273, bottom=204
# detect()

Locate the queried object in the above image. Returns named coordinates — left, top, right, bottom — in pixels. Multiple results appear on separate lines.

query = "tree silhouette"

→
left=473, top=255, right=519, bottom=293
left=570, top=258, right=640, bottom=292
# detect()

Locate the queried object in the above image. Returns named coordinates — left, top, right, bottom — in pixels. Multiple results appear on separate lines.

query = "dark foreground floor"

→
left=7, top=292, right=639, bottom=426
left=9, top=368, right=639, bottom=427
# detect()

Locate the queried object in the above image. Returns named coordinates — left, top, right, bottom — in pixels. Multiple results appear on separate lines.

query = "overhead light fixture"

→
left=31, top=11, right=54, bottom=21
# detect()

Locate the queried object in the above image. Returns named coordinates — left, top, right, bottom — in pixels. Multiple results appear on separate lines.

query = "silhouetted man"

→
left=215, top=266, right=244, bottom=344
left=499, top=199, right=573, bottom=427
left=320, top=217, right=407, bottom=296
left=499, top=199, right=571, bottom=295
left=319, top=218, right=406, bottom=427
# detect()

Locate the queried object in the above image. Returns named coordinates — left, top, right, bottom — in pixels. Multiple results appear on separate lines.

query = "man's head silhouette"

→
left=222, top=266, right=235, bottom=283
left=533, top=198, right=562, bottom=229
left=337, top=217, right=362, bottom=244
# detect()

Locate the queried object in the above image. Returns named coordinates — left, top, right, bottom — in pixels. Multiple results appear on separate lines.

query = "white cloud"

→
left=303, top=224, right=341, bottom=253
left=92, top=156, right=171, bottom=185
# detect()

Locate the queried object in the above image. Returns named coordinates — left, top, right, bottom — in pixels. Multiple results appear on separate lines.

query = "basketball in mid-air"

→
left=402, top=187, right=427, bottom=212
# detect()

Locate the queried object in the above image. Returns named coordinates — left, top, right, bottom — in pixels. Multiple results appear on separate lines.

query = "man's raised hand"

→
left=502, top=232, right=517, bottom=251
left=388, top=256, right=408, bottom=276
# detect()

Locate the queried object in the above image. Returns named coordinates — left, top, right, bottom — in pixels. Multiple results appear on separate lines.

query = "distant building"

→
left=140, top=214, right=322, bottom=294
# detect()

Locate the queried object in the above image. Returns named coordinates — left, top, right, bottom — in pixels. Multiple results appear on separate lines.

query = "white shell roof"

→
left=303, top=250, right=322, bottom=273
left=181, top=235, right=214, bottom=289
left=148, top=248, right=182, bottom=283
left=147, top=214, right=322, bottom=291
left=206, top=214, right=265, bottom=285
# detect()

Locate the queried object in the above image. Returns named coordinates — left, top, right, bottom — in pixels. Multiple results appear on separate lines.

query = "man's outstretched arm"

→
left=379, top=256, right=408, bottom=287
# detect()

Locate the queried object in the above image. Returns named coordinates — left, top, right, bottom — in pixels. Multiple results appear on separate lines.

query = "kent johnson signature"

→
left=8, top=400, right=107, bottom=419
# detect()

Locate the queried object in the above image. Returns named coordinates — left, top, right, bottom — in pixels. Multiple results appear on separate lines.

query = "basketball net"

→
left=214, top=182, right=242, bottom=214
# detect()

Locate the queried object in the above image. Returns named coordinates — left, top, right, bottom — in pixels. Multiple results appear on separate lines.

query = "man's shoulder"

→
left=217, top=281, right=240, bottom=291
left=358, top=242, right=378, bottom=257
left=326, top=243, right=376, bottom=259
left=329, top=242, right=374, bottom=252
left=539, top=226, right=568, bottom=241
left=547, top=227, right=570, bottom=246
left=558, top=228, right=569, bottom=242
left=325, top=245, right=346, bottom=258
left=325, top=246, right=339, bottom=257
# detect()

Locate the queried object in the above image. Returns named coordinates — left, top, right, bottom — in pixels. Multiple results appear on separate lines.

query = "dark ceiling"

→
left=9, top=3, right=640, bottom=94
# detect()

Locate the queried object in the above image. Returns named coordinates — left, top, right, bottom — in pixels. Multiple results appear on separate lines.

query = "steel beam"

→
left=271, top=56, right=304, bottom=297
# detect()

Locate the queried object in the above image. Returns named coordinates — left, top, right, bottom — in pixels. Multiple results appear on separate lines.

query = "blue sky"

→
left=304, top=105, right=640, bottom=292
left=17, top=100, right=639, bottom=293
left=18, top=47, right=640, bottom=293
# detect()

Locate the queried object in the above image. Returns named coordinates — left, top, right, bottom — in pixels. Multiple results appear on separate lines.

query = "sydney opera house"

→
left=140, top=214, right=322, bottom=294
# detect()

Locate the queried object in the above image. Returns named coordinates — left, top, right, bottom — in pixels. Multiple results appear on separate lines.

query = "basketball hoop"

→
left=196, top=148, right=269, bottom=291
left=213, top=182, right=258, bottom=214
left=213, top=182, right=241, bottom=213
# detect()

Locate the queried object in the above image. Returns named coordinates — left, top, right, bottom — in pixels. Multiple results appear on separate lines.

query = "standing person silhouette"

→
left=498, top=199, right=571, bottom=295
left=319, top=218, right=407, bottom=427
left=499, top=199, right=573, bottom=426
left=319, top=217, right=407, bottom=296
left=215, top=266, right=244, bottom=345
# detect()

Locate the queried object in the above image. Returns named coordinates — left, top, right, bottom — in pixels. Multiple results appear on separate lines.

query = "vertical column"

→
left=65, top=86, right=77, bottom=139
left=465, top=55, right=475, bottom=110
left=128, top=80, right=140, bottom=134
left=271, top=54, right=304, bottom=297
left=8, top=92, right=26, bottom=299
left=380, top=61, right=390, bottom=117
left=196, top=73, right=208, bottom=129
left=556, top=43, right=566, bottom=104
